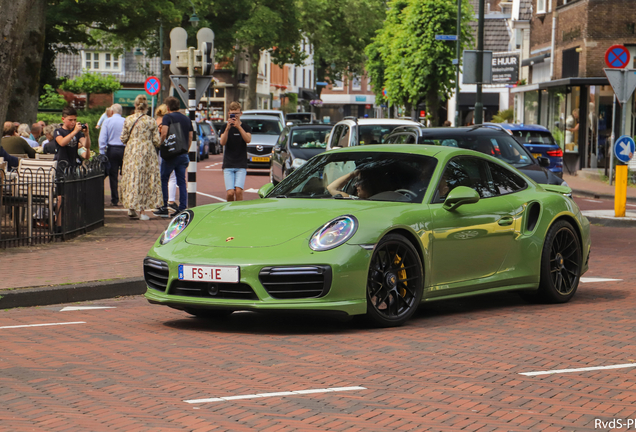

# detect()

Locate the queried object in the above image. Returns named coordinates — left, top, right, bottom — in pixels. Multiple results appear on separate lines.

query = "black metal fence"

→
left=0, top=157, right=106, bottom=248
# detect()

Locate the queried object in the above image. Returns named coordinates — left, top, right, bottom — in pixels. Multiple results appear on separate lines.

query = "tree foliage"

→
left=38, top=84, right=67, bottom=109
left=60, top=71, right=122, bottom=95
left=297, top=0, right=386, bottom=89
left=366, top=0, right=474, bottom=124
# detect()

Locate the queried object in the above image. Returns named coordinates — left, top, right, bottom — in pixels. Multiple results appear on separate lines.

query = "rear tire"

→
left=365, top=234, right=423, bottom=327
left=185, top=308, right=233, bottom=319
left=538, top=220, right=581, bottom=303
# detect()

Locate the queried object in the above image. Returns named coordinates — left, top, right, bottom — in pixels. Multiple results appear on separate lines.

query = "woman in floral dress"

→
left=119, top=95, right=163, bottom=220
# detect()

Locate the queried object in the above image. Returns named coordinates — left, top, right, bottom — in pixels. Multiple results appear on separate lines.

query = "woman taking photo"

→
left=119, top=95, right=163, bottom=220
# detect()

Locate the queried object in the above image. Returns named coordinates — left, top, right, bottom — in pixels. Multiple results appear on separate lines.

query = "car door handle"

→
left=498, top=216, right=514, bottom=226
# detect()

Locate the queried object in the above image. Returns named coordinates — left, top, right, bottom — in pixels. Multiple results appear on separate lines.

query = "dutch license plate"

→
left=178, top=264, right=239, bottom=283
left=532, top=153, right=542, bottom=159
left=251, top=156, right=270, bottom=162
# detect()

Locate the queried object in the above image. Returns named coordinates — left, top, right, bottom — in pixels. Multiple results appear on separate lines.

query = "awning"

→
left=511, top=76, right=609, bottom=93
left=298, top=88, right=318, bottom=100
left=521, top=53, right=551, bottom=67
left=113, top=89, right=147, bottom=107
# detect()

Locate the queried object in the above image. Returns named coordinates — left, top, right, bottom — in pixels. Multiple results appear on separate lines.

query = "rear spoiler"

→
left=542, top=184, right=572, bottom=197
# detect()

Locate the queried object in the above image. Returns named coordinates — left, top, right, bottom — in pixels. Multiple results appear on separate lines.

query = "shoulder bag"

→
left=161, top=114, right=189, bottom=159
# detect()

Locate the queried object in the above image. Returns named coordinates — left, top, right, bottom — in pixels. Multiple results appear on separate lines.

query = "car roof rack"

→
left=468, top=124, right=513, bottom=135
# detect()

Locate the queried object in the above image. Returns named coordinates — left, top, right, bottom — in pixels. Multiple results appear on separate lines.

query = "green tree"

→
left=38, top=84, right=67, bottom=109
left=60, top=71, right=122, bottom=109
left=367, top=0, right=473, bottom=125
left=297, top=0, right=386, bottom=92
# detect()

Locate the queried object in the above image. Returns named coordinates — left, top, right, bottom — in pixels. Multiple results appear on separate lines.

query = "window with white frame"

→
left=83, top=51, right=121, bottom=72
left=537, top=0, right=546, bottom=13
left=351, top=76, right=361, bottom=91
left=332, top=79, right=343, bottom=91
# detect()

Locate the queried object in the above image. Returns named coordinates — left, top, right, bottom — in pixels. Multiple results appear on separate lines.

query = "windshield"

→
left=421, top=134, right=533, bottom=168
left=241, top=119, right=282, bottom=135
left=510, top=130, right=557, bottom=145
left=268, top=151, right=437, bottom=202
left=359, top=125, right=403, bottom=144
left=290, top=128, right=331, bottom=148
left=199, top=123, right=212, bottom=135
left=287, top=113, right=313, bottom=122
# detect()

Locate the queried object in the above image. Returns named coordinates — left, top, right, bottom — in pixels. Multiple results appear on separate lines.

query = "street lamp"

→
left=134, top=48, right=144, bottom=56
left=188, top=1, right=200, bottom=28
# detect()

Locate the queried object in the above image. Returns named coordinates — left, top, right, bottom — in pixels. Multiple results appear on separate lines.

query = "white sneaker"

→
left=139, top=214, right=150, bottom=221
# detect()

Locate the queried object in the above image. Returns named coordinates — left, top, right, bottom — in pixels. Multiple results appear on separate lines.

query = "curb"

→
left=584, top=216, right=636, bottom=228
left=572, top=188, right=636, bottom=203
left=0, top=277, right=147, bottom=310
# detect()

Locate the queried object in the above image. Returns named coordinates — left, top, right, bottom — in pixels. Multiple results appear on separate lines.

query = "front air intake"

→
left=259, top=266, right=332, bottom=299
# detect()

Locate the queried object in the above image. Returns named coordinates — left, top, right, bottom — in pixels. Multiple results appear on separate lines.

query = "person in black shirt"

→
left=219, top=101, right=251, bottom=201
left=53, top=107, right=91, bottom=169
left=153, top=96, right=193, bottom=217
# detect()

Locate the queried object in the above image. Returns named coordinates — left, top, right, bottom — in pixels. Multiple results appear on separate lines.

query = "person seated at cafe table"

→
left=0, top=145, right=19, bottom=170
left=1, top=122, right=36, bottom=158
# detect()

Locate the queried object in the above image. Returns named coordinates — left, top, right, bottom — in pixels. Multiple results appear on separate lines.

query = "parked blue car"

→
left=490, top=123, right=563, bottom=177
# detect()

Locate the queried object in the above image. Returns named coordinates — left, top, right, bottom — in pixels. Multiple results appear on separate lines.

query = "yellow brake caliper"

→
left=394, top=254, right=407, bottom=297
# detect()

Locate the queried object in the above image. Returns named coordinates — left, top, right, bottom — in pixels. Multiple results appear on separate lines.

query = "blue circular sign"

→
left=614, top=135, right=635, bottom=163
left=145, top=76, right=160, bottom=96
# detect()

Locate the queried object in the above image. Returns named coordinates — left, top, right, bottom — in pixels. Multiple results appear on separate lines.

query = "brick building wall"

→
left=529, top=0, right=636, bottom=79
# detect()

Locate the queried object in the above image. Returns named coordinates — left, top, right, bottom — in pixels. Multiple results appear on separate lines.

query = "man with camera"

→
left=54, top=106, right=91, bottom=168
left=98, top=104, right=125, bottom=206
left=219, top=101, right=251, bottom=201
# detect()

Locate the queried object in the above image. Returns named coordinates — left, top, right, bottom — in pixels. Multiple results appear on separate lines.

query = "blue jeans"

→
left=161, top=154, right=189, bottom=210
left=223, top=168, right=247, bottom=190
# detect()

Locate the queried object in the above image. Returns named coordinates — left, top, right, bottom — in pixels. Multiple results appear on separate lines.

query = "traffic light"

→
left=197, top=28, right=215, bottom=76
left=419, top=110, right=426, bottom=118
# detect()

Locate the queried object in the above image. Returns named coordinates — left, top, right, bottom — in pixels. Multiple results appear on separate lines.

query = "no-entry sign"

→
left=145, top=76, right=161, bottom=96
left=605, top=45, right=631, bottom=69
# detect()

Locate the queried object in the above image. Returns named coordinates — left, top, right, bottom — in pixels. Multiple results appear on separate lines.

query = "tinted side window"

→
left=488, top=162, right=527, bottom=195
left=434, top=157, right=496, bottom=203
left=338, top=126, right=350, bottom=148
left=278, top=129, right=289, bottom=148
left=330, top=125, right=343, bottom=147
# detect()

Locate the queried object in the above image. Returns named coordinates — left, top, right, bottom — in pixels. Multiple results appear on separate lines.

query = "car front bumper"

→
left=144, top=240, right=371, bottom=316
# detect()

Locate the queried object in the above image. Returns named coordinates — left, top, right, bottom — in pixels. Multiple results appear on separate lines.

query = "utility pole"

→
left=455, top=0, right=462, bottom=127
left=475, top=0, right=485, bottom=124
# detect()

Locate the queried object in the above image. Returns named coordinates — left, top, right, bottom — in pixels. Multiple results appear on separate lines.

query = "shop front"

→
left=512, top=78, right=623, bottom=174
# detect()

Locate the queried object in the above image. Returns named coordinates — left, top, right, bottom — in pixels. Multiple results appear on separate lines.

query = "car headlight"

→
left=160, top=211, right=193, bottom=245
left=309, top=215, right=358, bottom=251
left=292, top=158, right=307, bottom=169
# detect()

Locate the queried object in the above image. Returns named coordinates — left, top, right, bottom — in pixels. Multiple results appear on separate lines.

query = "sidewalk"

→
left=1, top=173, right=635, bottom=309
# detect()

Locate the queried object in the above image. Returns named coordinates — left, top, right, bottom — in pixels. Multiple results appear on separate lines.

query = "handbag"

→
left=161, top=114, right=189, bottom=159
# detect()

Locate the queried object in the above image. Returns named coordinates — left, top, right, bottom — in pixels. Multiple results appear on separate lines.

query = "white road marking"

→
left=244, top=188, right=259, bottom=194
left=104, top=208, right=130, bottom=212
left=205, top=162, right=223, bottom=168
left=627, top=203, right=636, bottom=207
left=200, top=169, right=223, bottom=172
left=60, top=306, right=116, bottom=311
left=184, top=386, right=366, bottom=404
left=0, top=321, right=86, bottom=330
left=580, top=277, right=622, bottom=283
left=196, top=191, right=226, bottom=202
left=583, top=199, right=604, bottom=203
left=520, top=363, right=636, bottom=376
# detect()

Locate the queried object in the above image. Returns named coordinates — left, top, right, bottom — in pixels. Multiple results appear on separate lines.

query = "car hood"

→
left=518, top=164, right=563, bottom=185
left=248, top=135, right=278, bottom=146
left=185, top=199, right=378, bottom=248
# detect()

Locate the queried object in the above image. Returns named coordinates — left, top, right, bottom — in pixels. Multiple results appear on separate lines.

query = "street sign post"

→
left=144, top=76, right=161, bottom=118
left=435, top=35, right=458, bottom=41
left=605, top=45, right=631, bottom=69
left=613, top=136, right=634, bottom=218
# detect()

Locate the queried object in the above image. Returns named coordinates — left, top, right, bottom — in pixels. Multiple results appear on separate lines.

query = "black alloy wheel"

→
left=366, top=234, right=423, bottom=327
left=538, top=220, right=581, bottom=303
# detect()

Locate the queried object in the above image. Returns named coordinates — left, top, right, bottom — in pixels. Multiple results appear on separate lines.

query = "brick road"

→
left=0, top=224, right=635, bottom=431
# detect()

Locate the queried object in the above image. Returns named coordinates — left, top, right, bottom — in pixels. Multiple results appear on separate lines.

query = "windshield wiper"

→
left=274, top=194, right=287, bottom=198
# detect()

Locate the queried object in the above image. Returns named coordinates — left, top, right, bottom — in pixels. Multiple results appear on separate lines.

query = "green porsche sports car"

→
left=144, top=145, right=591, bottom=327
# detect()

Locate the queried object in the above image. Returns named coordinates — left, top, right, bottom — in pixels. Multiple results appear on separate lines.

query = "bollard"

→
left=614, top=165, right=627, bottom=217
left=187, top=46, right=197, bottom=208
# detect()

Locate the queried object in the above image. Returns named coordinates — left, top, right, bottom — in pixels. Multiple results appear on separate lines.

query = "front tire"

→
left=538, top=220, right=581, bottom=303
left=366, top=234, right=423, bottom=327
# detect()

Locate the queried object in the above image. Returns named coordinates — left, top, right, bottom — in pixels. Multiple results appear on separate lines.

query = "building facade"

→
left=512, top=0, right=636, bottom=173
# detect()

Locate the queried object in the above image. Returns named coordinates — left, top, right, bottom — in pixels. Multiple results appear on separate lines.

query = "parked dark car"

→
left=285, top=112, right=316, bottom=124
left=488, top=123, right=563, bottom=177
left=195, top=122, right=213, bottom=159
left=385, top=125, right=568, bottom=186
left=270, top=124, right=333, bottom=184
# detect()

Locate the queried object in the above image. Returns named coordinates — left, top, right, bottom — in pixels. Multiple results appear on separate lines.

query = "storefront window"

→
left=564, top=86, right=581, bottom=154
left=547, top=87, right=568, bottom=151
left=523, top=90, right=539, bottom=124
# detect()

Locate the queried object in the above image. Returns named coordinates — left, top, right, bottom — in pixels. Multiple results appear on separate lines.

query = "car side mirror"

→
left=258, top=182, right=275, bottom=198
left=273, top=145, right=281, bottom=153
left=443, top=186, right=480, bottom=211
left=537, top=156, right=550, bottom=167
